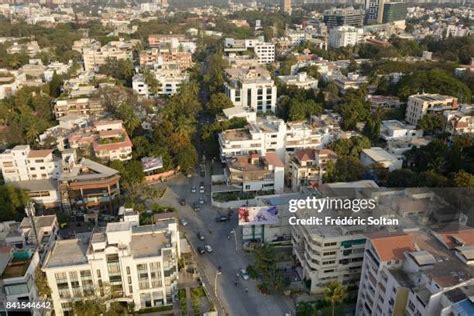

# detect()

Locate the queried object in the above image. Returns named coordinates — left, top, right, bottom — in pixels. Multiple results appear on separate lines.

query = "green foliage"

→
left=207, top=92, right=234, bottom=115
left=0, top=86, right=54, bottom=145
left=252, top=244, right=289, bottom=294
left=336, top=89, right=370, bottom=130
left=323, top=158, right=367, bottom=183
left=98, top=58, right=134, bottom=87
left=328, top=136, right=371, bottom=159
left=110, top=160, right=144, bottom=189
left=48, top=72, right=63, bottom=98
left=416, top=113, right=445, bottom=134
left=394, top=69, right=471, bottom=103
left=323, top=281, right=348, bottom=316
left=453, top=170, right=474, bottom=187
left=200, top=117, right=248, bottom=158
left=175, top=143, right=198, bottom=175
left=34, top=267, right=51, bottom=298
left=203, top=52, right=227, bottom=94
left=115, top=102, right=141, bottom=135
left=362, top=114, right=381, bottom=142
left=423, top=35, right=474, bottom=64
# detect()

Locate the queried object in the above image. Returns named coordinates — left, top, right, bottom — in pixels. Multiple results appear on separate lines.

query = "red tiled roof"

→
left=295, top=149, right=316, bottom=162
left=367, top=232, right=416, bottom=262
left=265, top=152, right=284, bottom=168
left=437, top=229, right=474, bottom=249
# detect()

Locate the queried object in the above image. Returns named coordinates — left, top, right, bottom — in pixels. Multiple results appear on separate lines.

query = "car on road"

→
left=179, top=198, right=186, bottom=206
left=193, top=202, right=200, bottom=212
left=199, top=182, right=205, bottom=193
left=199, top=197, right=205, bottom=205
left=239, top=269, right=250, bottom=280
left=197, top=246, right=205, bottom=255
left=197, top=232, right=205, bottom=241
left=215, top=215, right=228, bottom=222
left=191, top=186, right=196, bottom=193
left=180, top=219, right=188, bottom=226
left=205, top=245, right=213, bottom=253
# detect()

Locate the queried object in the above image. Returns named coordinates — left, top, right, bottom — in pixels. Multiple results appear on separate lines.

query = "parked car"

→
left=191, top=186, right=196, bottom=193
left=180, top=219, right=188, bottom=226
left=205, top=245, right=213, bottom=253
left=197, top=232, right=205, bottom=241
left=197, top=246, right=205, bottom=255
left=215, top=215, right=228, bottom=223
left=193, top=202, right=200, bottom=212
left=199, top=197, right=205, bottom=205
left=239, top=269, right=250, bottom=280
left=179, top=198, right=186, bottom=206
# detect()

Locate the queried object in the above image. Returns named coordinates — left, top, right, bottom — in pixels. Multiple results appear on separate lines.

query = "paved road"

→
left=156, top=166, right=294, bottom=316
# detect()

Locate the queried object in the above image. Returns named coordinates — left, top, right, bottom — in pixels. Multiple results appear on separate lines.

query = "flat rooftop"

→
left=221, top=129, right=252, bottom=141
left=362, top=147, right=398, bottom=162
left=410, top=94, right=453, bottom=102
left=45, top=236, right=90, bottom=268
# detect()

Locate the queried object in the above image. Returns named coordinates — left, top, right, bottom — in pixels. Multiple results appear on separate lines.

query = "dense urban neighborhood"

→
left=0, top=0, right=474, bottom=315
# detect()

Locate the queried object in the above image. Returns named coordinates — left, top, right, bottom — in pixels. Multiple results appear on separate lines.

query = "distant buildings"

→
left=224, top=67, right=277, bottom=114
left=82, top=39, right=139, bottom=72
left=281, top=0, right=292, bottom=15
left=323, top=7, right=365, bottom=29
left=53, top=98, right=104, bottom=119
left=43, top=218, right=180, bottom=315
left=224, top=38, right=275, bottom=64
left=382, top=2, right=408, bottom=23
left=329, top=26, right=363, bottom=48
left=405, top=93, right=458, bottom=125
left=365, top=0, right=386, bottom=24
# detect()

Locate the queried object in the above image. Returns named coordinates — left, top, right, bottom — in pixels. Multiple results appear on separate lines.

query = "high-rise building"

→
left=329, top=25, right=363, bottom=48
left=365, top=0, right=386, bottom=24
left=323, top=7, right=365, bottom=29
left=281, top=0, right=292, bottom=15
left=382, top=1, right=408, bottom=23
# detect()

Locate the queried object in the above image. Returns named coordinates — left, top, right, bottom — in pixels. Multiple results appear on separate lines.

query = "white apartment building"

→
left=53, top=98, right=104, bottom=119
left=360, top=147, right=403, bottom=171
left=132, top=74, right=150, bottom=97
left=332, top=72, right=368, bottom=93
left=224, top=67, right=277, bottom=113
left=444, top=104, right=474, bottom=137
left=380, top=120, right=423, bottom=141
left=356, top=228, right=474, bottom=316
left=0, top=145, right=61, bottom=183
left=405, top=93, right=458, bottom=126
left=218, top=116, right=336, bottom=162
left=254, top=42, right=275, bottom=64
left=0, top=250, right=40, bottom=315
left=155, top=70, right=188, bottom=96
left=43, top=218, right=180, bottom=316
left=0, top=69, right=26, bottom=100
left=287, top=148, right=337, bottom=191
left=225, top=152, right=285, bottom=194
left=82, top=39, right=139, bottom=72
left=278, top=72, right=318, bottom=90
left=329, top=25, right=363, bottom=48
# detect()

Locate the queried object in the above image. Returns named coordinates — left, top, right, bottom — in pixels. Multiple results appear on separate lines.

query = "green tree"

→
left=99, top=58, right=134, bottom=87
left=116, top=102, right=140, bottom=135
left=48, top=71, right=63, bottom=98
left=323, top=158, right=366, bottom=183
left=337, top=89, right=370, bottom=130
left=323, top=281, right=347, bottom=316
left=0, top=184, right=29, bottom=221
left=417, top=113, right=445, bottom=134
left=175, top=143, right=197, bottom=175
left=207, top=92, right=234, bottom=115
left=34, top=267, right=51, bottom=298
left=453, top=170, right=474, bottom=187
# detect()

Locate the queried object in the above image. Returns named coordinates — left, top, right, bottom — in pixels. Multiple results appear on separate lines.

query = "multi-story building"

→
left=224, top=67, right=277, bottom=113
left=360, top=147, right=403, bottom=171
left=43, top=218, right=180, bottom=315
left=218, top=116, right=338, bottom=162
left=53, top=98, right=104, bottom=119
left=281, top=0, right=292, bottom=15
left=254, top=42, right=275, bottom=64
left=367, top=95, right=402, bottom=112
left=0, top=145, right=61, bottom=183
left=147, top=35, right=196, bottom=53
left=82, top=39, right=138, bottom=72
left=139, top=49, right=194, bottom=70
left=0, top=249, right=40, bottom=315
left=444, top=104, right=474, bottom=137
left=278, top=72, right=318, bottom=90
left=225, top=153, right=285, bottom=194
left=291, top=180, right=381, bottom=294
left=6, top=41, right=41, bottom=57
left=68, top=120, right=133, bottom=162
left=333, top=73, right=369, bottom=93
left=405, top=93, right=458, bottom=126
left=287, top=148, right=338, bottom=191
left=380, top=120, right=422, bottom=141
left=323, top=7, right=365, bottom=29
left=329, top=26, right=363, bottom=48
left=365, top=0, right=386, bottom=24
left=356, top=227, right=474, bottom=316
left=0, top=69, right=26, bottom=100
left=382, top=1, right=408, bottom=23
left=58, top=149, right=120, bottom=213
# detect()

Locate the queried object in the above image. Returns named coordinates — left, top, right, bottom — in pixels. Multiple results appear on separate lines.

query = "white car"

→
left=205, top=245, right=213, bottom=253
left=180, top=219, right=188, bottom=226
left=239, top=269, right=249, bottom=280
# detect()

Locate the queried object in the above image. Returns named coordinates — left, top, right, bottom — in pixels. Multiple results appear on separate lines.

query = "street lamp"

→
left=214, top=271, right=222, bottom=298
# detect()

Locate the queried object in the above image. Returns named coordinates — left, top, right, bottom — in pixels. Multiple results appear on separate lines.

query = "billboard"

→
left=238, top=206, right=279, bottom=226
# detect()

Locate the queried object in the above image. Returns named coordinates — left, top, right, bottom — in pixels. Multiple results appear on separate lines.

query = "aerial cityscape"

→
left=0, top=0, right=473, bottom=315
